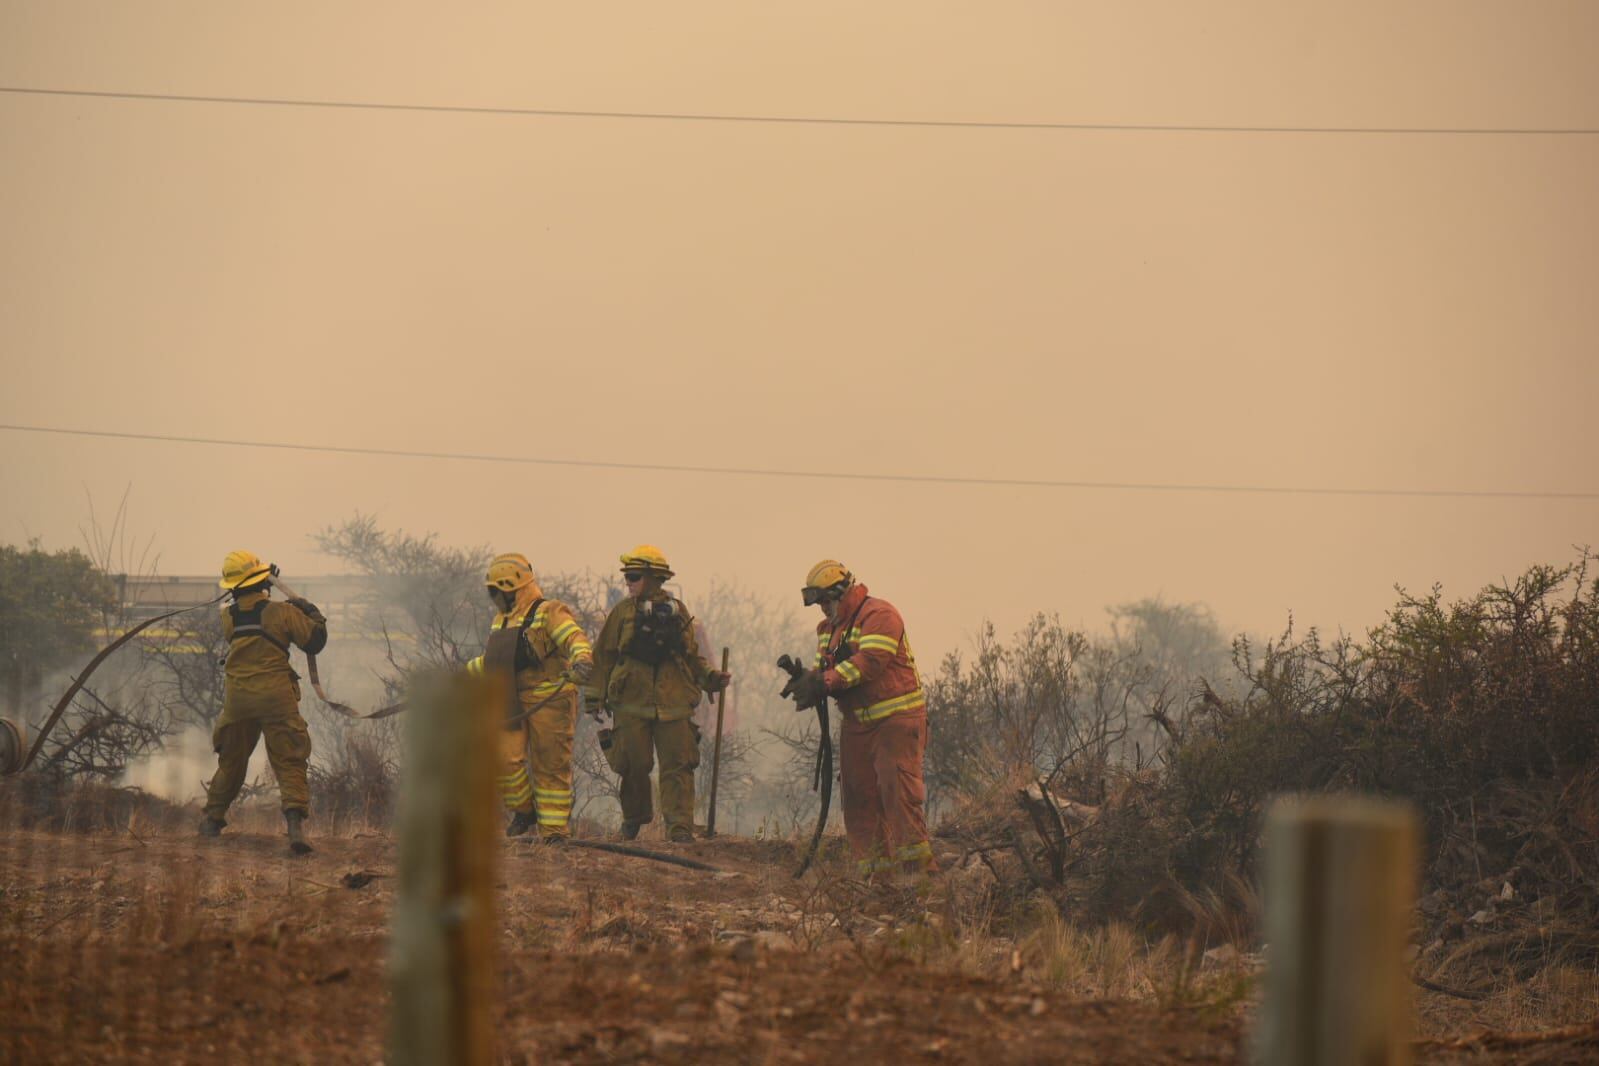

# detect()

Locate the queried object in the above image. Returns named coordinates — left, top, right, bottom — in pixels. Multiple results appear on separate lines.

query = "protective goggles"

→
left=622, top=571, right=649, bottom=583
left=802, top=585, right=842, bottom=607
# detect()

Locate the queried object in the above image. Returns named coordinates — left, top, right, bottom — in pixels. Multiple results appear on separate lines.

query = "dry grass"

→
left=0, top=774, right=193, bottom=834
left=1418, top=949, right=1599, bottom=1039
left=771, top=855, right=1266, bottom=1021
left=8, top=775, right=1595, bottom=1063
left=9, top=815, right=1595, bottom=1064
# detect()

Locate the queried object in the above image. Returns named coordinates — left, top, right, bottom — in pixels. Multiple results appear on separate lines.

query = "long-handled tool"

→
left=704, top=646, right=730, bottom=838
left=777, top=653, right=832, bottom=877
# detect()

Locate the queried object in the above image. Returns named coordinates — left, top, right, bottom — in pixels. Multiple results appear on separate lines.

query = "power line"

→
left=2, top=85, right=1596, bottom=136
left=2, top=422, right=1594, bottom=502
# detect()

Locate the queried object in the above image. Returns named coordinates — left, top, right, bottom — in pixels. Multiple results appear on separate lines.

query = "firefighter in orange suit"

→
left=786, top=561, right=933, bottom=877
left=465, top=553, right=593, bottom=840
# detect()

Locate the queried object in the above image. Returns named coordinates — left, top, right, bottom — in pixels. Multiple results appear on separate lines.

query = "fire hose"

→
left=777, top=653, right=832, bottom=878
left=278, top=574, right=593, bottom=724
left=553, top=838, right=721, bottom=872
left=271, top=576, right=404, bottom=720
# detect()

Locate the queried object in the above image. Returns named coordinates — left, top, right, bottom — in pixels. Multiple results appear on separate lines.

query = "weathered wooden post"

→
left=390, top=669, right=500, bottom=1066
left=1258, top=796, right=1418, bottom=1066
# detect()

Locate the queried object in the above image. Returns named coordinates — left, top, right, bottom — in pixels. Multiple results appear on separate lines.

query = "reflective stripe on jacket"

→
left=815, top=584, right=925, bottom=726
left=466, top=586, right=593, bottom=705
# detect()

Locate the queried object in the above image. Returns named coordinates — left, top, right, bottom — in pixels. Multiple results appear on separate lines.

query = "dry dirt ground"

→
left=1, top=812, right=1594, bottom=1064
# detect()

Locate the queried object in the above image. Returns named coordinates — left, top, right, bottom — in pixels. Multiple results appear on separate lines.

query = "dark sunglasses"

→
left=623, top=571, right=648, bottom=583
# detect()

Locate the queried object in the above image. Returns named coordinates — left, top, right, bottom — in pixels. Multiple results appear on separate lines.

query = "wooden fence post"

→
left=389, top=670, right=500, bottom=1066
left=1258, top=795, right=1418, bottom=1066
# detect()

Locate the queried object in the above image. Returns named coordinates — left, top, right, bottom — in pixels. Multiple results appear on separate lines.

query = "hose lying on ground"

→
left=543, top=838, right=722, bottom=872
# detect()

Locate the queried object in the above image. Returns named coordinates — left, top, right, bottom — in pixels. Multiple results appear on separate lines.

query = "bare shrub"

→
left=0, top=774, right=189, bottom=834
left=5, top=495, right=184, bottom=783
left=925, top=606, right=1217, bottom=816
left=937, top=552, right=1599, bottom=992
left=314, top=513, right=493, bottom=676
left=308, top=728, right=398, bottom=827
left=140, top=606, right=227, bottom=731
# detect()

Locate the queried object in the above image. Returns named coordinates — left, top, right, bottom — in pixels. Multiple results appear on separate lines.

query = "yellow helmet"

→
left=619, top=544, right=674, bottom=578
left=485, top=552, right=536, bottom=592
left=802, top=559, right=852, bottom=605
left=220, top=550, right=274, bottom=591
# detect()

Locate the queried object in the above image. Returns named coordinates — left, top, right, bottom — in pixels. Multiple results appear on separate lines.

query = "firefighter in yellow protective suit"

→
left=200, top=551, right=327, bottom=855
left=465, top=553, right=593, bottom=840
left=585, top=545, right=730, bottom=842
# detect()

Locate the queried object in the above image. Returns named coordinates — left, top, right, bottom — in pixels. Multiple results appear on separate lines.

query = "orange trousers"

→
left=838, top=712, right=932, bottom=874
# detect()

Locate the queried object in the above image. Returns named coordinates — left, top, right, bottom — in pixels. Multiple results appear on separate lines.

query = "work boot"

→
left=284, top=810, right=313, bottom=855
left=619, top=821, right=641, bottom=841
left=506, top=811, right=537, bottom=838
left=667, top=825, right=694, bottom=844
left=197, top=815, right=225, bottom=838
left=538, top=832, right=568, bottom=847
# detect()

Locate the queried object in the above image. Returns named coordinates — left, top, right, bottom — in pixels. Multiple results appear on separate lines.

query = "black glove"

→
left=704, top=670, right=730, bottom=694
left=783, top=669, right=827, bottom=711
left=288, top=597, right=326, bottom=623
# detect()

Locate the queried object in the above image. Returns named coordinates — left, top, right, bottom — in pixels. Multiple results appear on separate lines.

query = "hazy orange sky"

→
left=3, top=2, right=1596, bottom=662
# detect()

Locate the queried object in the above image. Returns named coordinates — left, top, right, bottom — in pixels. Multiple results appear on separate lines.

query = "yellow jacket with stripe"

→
left=466, top=584, right=593, bottom=708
